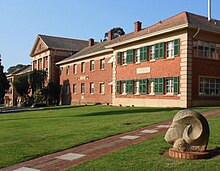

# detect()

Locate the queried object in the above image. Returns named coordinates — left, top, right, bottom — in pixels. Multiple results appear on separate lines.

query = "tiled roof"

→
left=39, top=34, right=89, bottom=51
left=57, top=11, right=220, bottom=65
left=7, top=65, right=32, bottom=76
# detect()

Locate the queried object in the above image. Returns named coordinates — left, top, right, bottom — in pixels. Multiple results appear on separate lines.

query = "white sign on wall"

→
left=137, top=67, right=151, bottom=74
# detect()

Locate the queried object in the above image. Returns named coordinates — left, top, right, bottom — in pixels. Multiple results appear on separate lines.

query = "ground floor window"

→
left=199, top=77, right=220, bottom=96
left=81, top=83, right=85, bottom=94
left=165, top=78, right=174, bottom=94
left=134, top=81, right=140, bottom=94
left=66, top=84, right=70, bottom=95
left=90, top=82, right=94, bottom=94
left=73, top=84, right=77, bottom=94
left=122, top=81, right=126, bottom=94
left=100, top=82, right=105, bottom=94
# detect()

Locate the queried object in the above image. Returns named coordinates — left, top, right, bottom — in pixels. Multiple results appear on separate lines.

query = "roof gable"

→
left=30, top=36, right=48, bottom=56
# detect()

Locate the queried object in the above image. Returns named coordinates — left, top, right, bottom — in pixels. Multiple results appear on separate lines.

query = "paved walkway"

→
left=0, top=107, right=43, bottom=114
left=2, top=109, right=220, bottom=171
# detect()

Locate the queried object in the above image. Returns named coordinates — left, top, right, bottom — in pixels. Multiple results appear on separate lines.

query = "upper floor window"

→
left=100, top=58, right=105, bottom=70
left=81, top=62, right=85, bottom=73
left=122, top=52, right=127, bottom=65
left=66, top=65, right=70, bottom=75
left=90, top=60, right=95, bottom=71
left=166, top=41, right=174, bottom=58
left=193, top=40, right=220, bottom=60
left=73, top=64, right=77, bottom=74
left=149, top=45, right=155, bottom=60
left=134, top=49, right=140, bottom=63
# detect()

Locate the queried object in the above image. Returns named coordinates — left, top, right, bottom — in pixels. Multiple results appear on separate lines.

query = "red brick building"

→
left=4, top=65, right=32, bottom=106
left=57, top=12, right=220, bottom=107
left=30, top=34, right=89, bottom=84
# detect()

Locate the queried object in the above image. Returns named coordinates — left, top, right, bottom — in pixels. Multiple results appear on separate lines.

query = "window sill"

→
left=135, top=62, right=141, bottom=64
left=134, top=93, right=140, bottom=96
left=100, top=69, right=105, bottom=71
left=122, top=64, right=127, bottom=66
left=164, top=93, right=174, bottom=97
left=122, top=93, right=127, bottom=95
left=149, top=59, right=156, bottom=62
left=149, top=93, right=155, bottom=96
left=100, top=93, right=105, bottom=95
left=166, top=57, right=175, bottom=60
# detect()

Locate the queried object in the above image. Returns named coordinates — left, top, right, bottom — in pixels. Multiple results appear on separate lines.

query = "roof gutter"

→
left=106, top=23, right=189, bottom=48
left=56, top=48, right=113, bottom=65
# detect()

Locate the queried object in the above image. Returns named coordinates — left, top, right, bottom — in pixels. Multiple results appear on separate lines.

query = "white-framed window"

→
left=90, top=82, right=94, bottom=94
left=149, top=80, right=155, bottom=95
left=100, top=58, right=105, bottom=70
left=122, top=81, right=126, bottom=94
left=73, top=84, right=77, bottom=94
left=81, top=62, right=85, bottom=73
left=134, top=81, right=140, bottom=94
left=122, top=52, right=127, bottom=65
left=149, top=45, right=155, bottom=60
left=100, top=82, right=105, bottom=94
left=73, top=64, right=77, bottom=74
left=66, top=84, right=70, bottom=94
left=135, top=49, right=140, bottom=63
left=199, top=77, right=220, bottom=96
left=81, top=83, right=85, bottom=94
left=66, top=65, right=70, bottom=75
left=166, top=41, right=174, bottom=58
left=60, top=67, right=63, bottom=76
left=90, top=60, right=95, bottom=71
left=165, top=78, right=174, bottom=94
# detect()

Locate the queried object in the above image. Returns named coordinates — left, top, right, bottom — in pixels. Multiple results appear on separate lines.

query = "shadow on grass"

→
left=74, top=107, right=183, bottom=117
left=0, top=107, right=182, bottom=122
left=208, top=147, right=220, bottom=159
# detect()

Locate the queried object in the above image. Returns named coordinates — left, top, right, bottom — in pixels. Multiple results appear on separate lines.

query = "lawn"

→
left=71, top=115, right=220, bottom=171
left=0, top=105, right=219, bottom=168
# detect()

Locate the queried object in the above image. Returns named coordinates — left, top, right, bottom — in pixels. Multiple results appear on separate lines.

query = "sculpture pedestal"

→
left=168, top=148, right=209, bottom=160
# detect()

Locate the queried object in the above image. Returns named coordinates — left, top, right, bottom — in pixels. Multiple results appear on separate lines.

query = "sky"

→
left=0, top=0, right=219, bottom=72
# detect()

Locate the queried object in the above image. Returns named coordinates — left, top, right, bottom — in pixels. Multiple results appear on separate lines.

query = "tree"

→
left=104, top=27, right=125, bottom=40
left=29, top=69, right=47, bottom=94
left=0, top=56, right=9, bottom=103
left=47, top=81, right=60, bottom=105
left=7, top=64, right=26, bottom=74
left=13, top=74, right=29, bottom=97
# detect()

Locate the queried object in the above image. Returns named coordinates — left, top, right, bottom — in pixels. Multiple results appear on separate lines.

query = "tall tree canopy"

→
left=0, top=57, right=9, bottom=103
left=104, top=27, right=125, bottom=41
left=7, top=64, right=26, bottom=74
left=13, top=74, right=29, bottom=97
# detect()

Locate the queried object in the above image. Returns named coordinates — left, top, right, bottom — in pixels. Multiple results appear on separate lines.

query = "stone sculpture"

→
left=165, top=109, right=210, bottom=152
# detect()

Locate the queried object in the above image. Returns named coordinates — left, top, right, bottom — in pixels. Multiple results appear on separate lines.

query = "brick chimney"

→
left=134, top=21, right=142, bottom=32
left=89, top=38, right=94, bottom=47
left=108, top=31, right=113, bottom=40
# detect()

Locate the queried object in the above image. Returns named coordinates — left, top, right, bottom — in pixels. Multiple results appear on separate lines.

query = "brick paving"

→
left=1, top=109, right=220, bottom=171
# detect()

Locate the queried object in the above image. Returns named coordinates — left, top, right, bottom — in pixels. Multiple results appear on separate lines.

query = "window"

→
left=126, top=80, right=133, bottom=94
left=100, top=58, right=105, bottom=70
left=66, top=65, right=70, bottom=75
left=140, top=79, right=147, bottom=94
left=140, top=46, right=148, bottom=61
left=90, top=60, right=94, bottom=71
left=199, top=77, right=220, bottom=96
left=134, top=81, right=140, bottom=94
left=73, top=64, right=77, bottom=74
left=155, top=78, right=164, bottom=94
left=149, top=46, right=155, bottom=60
left=122, top=52, right=127, bottom=65
left=166, top=41, right=174, bottom=58
left=149, top=80, right=155, bottom=95
left=81, top=62, right=85, bottom=73
left=100, top=82, right=105, bottom=94
left=117, top=81, right=121, bottom=94
left=165, top=78, right=174, bottom=94
left=122, top=81, right=126, bottom=94
left=90, top=82, right=94, bottom=94
left=135, top=49, right=140, bottom=63
left=73, top=84, right=77, bottom=94
left=66, top=84, right=70, bottom=94
left=126, top=49, right=134, bottom=63
left=193, top=40, right=220, bottom=60
left=155, top=42, right=164, bottom=59
left=81, top=83, right=85, bottom=94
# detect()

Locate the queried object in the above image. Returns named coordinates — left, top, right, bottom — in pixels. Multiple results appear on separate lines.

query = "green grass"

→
left=0, top=105, right=219, bottom=168
left=71, top=115, right=220, bottom=171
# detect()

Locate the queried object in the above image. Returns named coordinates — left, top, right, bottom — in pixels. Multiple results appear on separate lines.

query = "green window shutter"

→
left=126, top=49, right=134, bottom=63
left=140, top=79, right=147, bottom=94
left=117, top=81, right=121, bottom=94
left=117, top=52, right=121, bottom=65
left=155, top=78, right=164, bottom=94
left=155, top=43, right=164, bottom=59
left=173, top=77, right=179, bottom=94
left=140, top=46, right=148, bottom=62
left=126, top=80, right=133, bottom=94
left=174, top=39, right=180, bottom=57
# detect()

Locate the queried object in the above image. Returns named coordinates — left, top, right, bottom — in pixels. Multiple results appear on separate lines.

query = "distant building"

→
left=4, top=65, right=32, bottom=106
left=57, top=12, right=220, bottom=108
left=30, top=35, right=89, bottom=84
